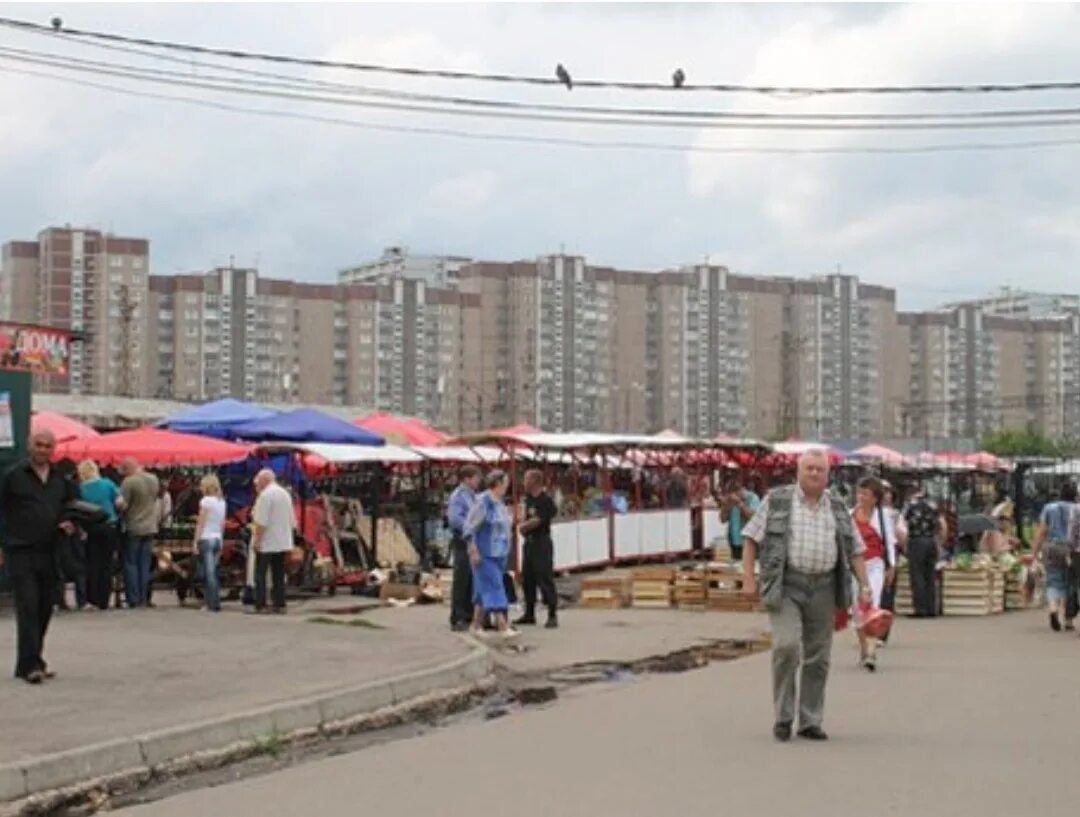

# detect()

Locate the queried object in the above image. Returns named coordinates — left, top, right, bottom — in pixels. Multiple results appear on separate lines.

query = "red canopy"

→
left=491, top=423, right=541, bottom=436
left=54, top=427, right=251, bottom=467
left=354, top=412, right=447, bottom=446
left=31, top=411, right=100, bottom=444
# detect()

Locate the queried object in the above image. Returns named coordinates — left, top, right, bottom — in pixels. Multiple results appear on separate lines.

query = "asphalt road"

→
left=118, top=609, right=1077, bottom=817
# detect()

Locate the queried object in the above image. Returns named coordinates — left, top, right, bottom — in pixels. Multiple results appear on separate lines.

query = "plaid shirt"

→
left=743, top=486, right=865, bottom=575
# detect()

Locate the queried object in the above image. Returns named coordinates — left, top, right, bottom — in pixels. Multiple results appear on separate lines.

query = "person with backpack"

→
left=1033, top=482, right=1077, bottom=632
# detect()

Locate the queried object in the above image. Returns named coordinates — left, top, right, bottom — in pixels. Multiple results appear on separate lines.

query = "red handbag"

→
left=833, top=608, right=850, bottom=631
left=857, top=603, right=894, bottom=640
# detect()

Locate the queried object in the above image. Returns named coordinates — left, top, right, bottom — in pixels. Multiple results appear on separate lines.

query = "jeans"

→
left=198, top=539, right=223, bottom=611
left=124, top=535, right=154, bottom=608
left=255, top=551, right=287, bottom=610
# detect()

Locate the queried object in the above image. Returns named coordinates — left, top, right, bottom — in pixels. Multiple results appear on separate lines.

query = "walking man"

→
left=1, top=430, right=78, bottom=683
left=515, top=469, right=559, bottom=629
left=903, top=490, right=941, bottom=618
left=1033, top=482, right=1078, bottom=632
left=251, top=469, right=294, bottom=614
left=446, top=465, right=481, bottom=632
left=742, top=449, right=872, bottom=742
left=119, top=457, right=160, bottom=608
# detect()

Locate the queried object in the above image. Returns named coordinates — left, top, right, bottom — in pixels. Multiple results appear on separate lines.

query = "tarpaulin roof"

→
left=850, top=444, right=912, bottom=467
left=31, top=411, right=100, bottom=444
left=54, top=427, right=251, bottom=467
left=230, top=408, right=384, bottom=445
left=256, top=442, right=421, bottom=464
left=157, top=398, right=278, bottom=438
left=355, top=412, right=447, bottom=446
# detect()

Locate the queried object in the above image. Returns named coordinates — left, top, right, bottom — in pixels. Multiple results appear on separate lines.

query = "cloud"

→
left=0, top=3, right=1078, bottom=310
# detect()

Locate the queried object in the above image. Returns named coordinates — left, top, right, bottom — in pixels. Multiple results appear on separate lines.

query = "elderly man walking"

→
left=742, top=449, right=872, bottom=742
left=446, top=465, right=482, bottom=632
left=251, top=469, right=294, bottom=614
left=1, top=430, right=78, bottom=683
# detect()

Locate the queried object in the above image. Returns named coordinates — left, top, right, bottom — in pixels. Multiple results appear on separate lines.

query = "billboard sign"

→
left=0, top=322, right=72, bottom=378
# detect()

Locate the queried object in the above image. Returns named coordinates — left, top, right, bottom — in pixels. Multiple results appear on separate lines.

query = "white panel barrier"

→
left=665, top=509, right=693, bottom=553
left=639, top=510, right=669, bottom=558
left=702, top=509, right=725, bottom=551
left=613, top=512, right=642, bottom=559
left=577, top=517, right=609, bottom=566
left=551, top=520, right=580, bottom=570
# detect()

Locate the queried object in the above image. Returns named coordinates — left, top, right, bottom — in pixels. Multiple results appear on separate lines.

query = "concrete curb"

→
left=0, top=644, right=492, bottom=805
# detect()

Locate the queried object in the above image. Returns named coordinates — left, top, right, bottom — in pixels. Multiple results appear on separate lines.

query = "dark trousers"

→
left=255, top=552, right=287, bottom=610
left=908, top=536, right=938, bottom=618
left=85, top=525, right=117, bottom=611
left=7, top=549, right=57, bottom=678
left=449, top=540, right=474, bottom=626
left=522, top=535, right=557, bottom=618
left=1067, top=560, right=1080, bottom=621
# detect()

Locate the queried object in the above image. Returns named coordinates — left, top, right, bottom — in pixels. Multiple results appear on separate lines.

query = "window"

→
left=109, top=256, right=123, bottom=268
left=132, top=257, right=144, bottom=270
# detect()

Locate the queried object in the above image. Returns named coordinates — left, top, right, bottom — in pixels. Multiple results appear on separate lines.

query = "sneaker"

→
left=862, top=655, right=877, bottom=673
left=545, top=616, right=559, bottom=629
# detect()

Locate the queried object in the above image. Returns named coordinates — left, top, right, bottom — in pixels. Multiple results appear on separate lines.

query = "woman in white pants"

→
left=851, top=477, right=898, bottom=672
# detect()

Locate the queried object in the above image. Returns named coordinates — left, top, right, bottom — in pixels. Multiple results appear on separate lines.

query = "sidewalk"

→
left=0, top=598, right=489, bottom=802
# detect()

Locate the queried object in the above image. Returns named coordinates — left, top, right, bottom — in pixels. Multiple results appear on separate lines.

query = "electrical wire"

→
left=6, top=62, right=1080, bottom=157
left=6, top=46, right=1080, bottom=132
left=6, top=39, right=1080, bottom=124
left=2, top=15, right=1080, bottom=96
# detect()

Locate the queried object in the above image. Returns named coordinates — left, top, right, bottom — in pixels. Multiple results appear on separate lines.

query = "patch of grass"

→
left=251, top=731, right=286, bottom=758
left=306, top=615, right=385, bottom=630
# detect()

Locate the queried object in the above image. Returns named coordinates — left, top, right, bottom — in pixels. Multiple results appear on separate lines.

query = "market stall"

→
left=31, top=410, right=100, bottom=443
left=157, top=398, right=278, bottom=439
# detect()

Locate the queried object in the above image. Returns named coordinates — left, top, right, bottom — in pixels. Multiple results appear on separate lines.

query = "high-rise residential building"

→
left=943, top=287, right=1080, bottom=320
left=2, top=226, right=150, bottom=396
left=890, top=305, right=1080, bottom=442
left=147, top=266, right=478, bottom=427
left=338, top=246, right=472, bottom=289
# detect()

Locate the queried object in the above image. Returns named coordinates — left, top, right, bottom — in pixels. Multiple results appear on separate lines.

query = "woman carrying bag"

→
left=850, top=477, right=898, bottom=672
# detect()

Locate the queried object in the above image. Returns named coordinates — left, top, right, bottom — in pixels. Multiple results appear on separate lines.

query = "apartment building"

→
left=339, top=246, right=472, bottom=289
left=943, top=287, right=1080, bottom=320
left=1, top=226, right=150, bottom=396
left=147, top=266, right=477, bottom=427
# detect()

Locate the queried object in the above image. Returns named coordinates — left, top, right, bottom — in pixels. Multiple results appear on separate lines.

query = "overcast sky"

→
left=1, top=2, right=1078, bottom=310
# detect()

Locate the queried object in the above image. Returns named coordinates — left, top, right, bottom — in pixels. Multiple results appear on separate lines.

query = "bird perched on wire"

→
left=673, top=69, right=686, bottom=88
left=51, top=16, right=63, bottom=31
left=555, top=63, right=573, bottom=91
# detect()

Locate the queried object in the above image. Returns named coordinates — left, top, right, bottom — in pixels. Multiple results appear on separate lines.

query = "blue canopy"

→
left=158, top=398, right=278, bottom=439
left=228, top=408, right=385, bottom=446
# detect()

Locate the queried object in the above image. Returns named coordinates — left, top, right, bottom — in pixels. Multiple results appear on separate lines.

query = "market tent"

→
left=354, top=411, right=447, bottom=446
left=230, top=408, right=385, bottom=445
left=158, top=398, right=277, bottom=438
left=850, top=444, right=911, bottom=467
left=31, top=411, right=100, bottom=443
left=54, top=427, right=251, bottom=467
left=256, top=442, right=421, bottom=463
left=413, top=446, right=508, bottom=464
left=962, top=451, right=1011, bottom=472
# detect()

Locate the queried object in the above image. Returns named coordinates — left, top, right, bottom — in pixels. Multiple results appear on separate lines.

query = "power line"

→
left=8, top=39, right=1080, bottom=125
left=7, top=63, right=1080, bottom=157
left=3, top=15, right=1080, bottom=96
left=7, top=46, right=1080, bottom=132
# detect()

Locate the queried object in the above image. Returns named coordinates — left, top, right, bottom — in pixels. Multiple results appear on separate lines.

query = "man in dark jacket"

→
left=1, top=430, right=78, bottom=684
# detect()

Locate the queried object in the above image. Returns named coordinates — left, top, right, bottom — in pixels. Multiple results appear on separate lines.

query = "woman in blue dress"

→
left=463, top=470, right=518, bottom=638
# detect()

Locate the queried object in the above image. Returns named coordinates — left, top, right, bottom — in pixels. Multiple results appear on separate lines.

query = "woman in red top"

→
left=851, top=477, right=898, bottom=672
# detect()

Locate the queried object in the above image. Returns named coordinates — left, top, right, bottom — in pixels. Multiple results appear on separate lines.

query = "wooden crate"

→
left=579, top=575, right=631, bottom=609
left=674, top=572, right=708, bottom=611
left=631, top=568, right=674, bottom=609
left=1004, top=572, right=1027, bottom=610
left=894, top=566, right=914, bottom=616
left=942, top=567, right=997, bottom=616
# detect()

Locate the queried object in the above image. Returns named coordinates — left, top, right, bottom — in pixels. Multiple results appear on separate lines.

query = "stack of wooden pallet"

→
left=942, top=567, right=1001, bottom=616
left=631, top=567, right=675, bottom=609
left=705, top=562, right=759, bottom=612
left=713, top=543, right=734, bottom=562
left=1004, top=569, right=1027, bottom=610
left=894, top=563, right=914, bottom=616
left=579, top=575, right=631, bottom=609
left=674, top=570, right=708, bottom=611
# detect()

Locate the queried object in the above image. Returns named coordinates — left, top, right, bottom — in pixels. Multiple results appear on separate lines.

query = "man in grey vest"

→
left=742, top=449, right=872, bottom=742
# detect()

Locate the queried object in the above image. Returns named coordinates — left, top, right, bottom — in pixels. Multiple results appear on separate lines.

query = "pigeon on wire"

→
left=555, top=63, right=573, bottom=90
left=672, top=68, right=686, bottom=88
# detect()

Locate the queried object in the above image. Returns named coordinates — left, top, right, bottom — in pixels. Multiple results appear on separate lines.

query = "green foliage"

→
left=979, top=426, right=1080, bottom=458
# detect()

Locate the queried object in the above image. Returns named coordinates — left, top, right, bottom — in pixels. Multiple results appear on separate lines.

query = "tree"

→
left=980, top=426, right=1061, bottom=457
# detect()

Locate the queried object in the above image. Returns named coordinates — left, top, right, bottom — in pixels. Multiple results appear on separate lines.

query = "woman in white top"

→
left=850, top=477, right=899, bottom=672
left=193, top=474, right=227, bottom=612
